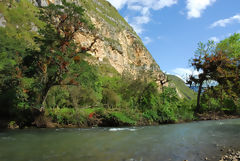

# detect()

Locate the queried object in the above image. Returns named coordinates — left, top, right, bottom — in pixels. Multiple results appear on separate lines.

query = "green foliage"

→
left=74, top=61, right=102, bottom=93
left=143, top=110, right=159, bottom=122
left=201, top=85, right=240, bottom=114
left=158, top=102, right=178, bottom=123
left=0, top=7, right=39, bottom=114
left=95, top=108, right=140, bottom=126
left=82, top=107, right=105, bottom=115
left=110, top=111, right=136, bottom=125
left=154, top=88, right=179, bottom=122
left=73, top=87, right=98, bottom=107
left=160, top=87, right=180, bottom=103
left=120, top=78, right=146, bottom=109
left=45, top=86, right=71, bottom=108
left=47, top=107, right=105, bottom=125
left=47, top=107, right=86, bottom=125
left=102, top=88, right=121, bottom=108
left=45, top=84, right=101, bottom=109
left=217, top=33, right=240, bottom=58
left=138, top=82, right=159, bottom=111
left=8, top=121, right=16, bottom=127
left=177, top=100, right=195, bottom=121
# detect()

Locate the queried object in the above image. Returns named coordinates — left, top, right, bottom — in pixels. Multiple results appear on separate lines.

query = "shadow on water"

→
left=0, top=119, right=240, bottom=161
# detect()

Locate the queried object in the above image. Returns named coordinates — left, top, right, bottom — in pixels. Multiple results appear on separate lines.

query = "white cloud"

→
left=107, top=0, right=128, bottom=9
left=152, top=0, right=178, bottom=10
left=107, top=0, right=177, bottom=11
left=133, top=15, right=150, bottom=25
left=130, top=7, right=151, bottom=34
left=130, top=15, right=150, bottom=34
left=107, top=0, right=178, bottom=34
left=172, top=68, right=200, bottom=82
left=130, top=23, right=144, bottom=34
left=210, top=14, right=240, bottom=28
left=186, top=0, right=216, bottom=19
left=209, top=36, right=220, bottom=43
left=143, top=36, right=152, bottom=44
left=128, top=5, right=142, bottom=11
left=141, top=7, right=150, bottom=15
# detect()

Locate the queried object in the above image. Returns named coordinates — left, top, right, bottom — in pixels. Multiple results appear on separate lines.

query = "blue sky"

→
left=107, top=0, right=240, bottom=79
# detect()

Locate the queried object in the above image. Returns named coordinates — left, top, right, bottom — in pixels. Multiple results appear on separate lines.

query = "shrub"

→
left=143, top=110, right=159, bottom=122
left=111, top=111, right=136, bottom=125
left=138, top=82, right=159, bottom=111
left=101, top=88, right=120, bottom=108
left=158, top=102, right=178, bottom=123
left=69, top=87, right=98, bottom=108
left=45, top=86, right=71, bottom=109
left=177, top=100, right=195, bottom=121
left=46, top=108, right=87, bottom=125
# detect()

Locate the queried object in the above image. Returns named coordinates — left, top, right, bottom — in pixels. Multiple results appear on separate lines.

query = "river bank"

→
left=1, top=111, right=239, bottom=129
left=196, top=112, right=240, bottom=121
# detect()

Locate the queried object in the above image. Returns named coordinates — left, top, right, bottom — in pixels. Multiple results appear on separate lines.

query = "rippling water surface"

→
left=1, top=119, right=240, bottom=161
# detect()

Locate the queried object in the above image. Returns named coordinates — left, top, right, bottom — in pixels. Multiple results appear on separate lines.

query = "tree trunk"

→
left=40, top=85, right=51, bottom=109
left=196, top=81, right=203, bottom=113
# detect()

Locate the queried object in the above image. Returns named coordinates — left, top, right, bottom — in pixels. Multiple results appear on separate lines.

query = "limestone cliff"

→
left=31, top=0, right=166, bottom=85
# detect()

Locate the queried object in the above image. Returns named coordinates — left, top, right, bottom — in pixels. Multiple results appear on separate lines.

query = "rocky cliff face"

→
left=31, top=0, right=167, bottom=85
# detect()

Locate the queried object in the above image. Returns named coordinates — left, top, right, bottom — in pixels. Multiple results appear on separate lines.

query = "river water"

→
left=0, top=119, right=240, bottom=161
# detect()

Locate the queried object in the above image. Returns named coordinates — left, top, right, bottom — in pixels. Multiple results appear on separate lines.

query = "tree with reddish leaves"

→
left=22, top=0, right=94, bottom=109
left=187, top=41, right=216, bottom=112
left=188, top=40, right=240, bottom=113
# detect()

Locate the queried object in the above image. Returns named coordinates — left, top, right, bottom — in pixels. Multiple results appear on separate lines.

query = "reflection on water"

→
left=0, top=119, right=240, bottom=161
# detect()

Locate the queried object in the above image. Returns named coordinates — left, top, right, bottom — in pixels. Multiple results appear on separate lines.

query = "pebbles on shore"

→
left=219, top=149, right=240, bottom=161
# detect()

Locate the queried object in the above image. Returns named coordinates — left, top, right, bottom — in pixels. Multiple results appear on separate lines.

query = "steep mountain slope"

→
left=30, top=0, right=163, bottom=81
left=168, top=75, right=196, bottom=100
left=1, top=0, right=163, bottom=79
left=0, top=0, right=44, bottom=47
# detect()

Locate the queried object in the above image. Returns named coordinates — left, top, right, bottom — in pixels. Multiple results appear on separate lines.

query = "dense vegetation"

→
left=187, top=35, right=240, bottom=114
left=0, top=0, right=239, bottom=129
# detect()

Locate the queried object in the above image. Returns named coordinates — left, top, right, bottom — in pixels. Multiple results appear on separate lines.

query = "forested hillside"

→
left=0, top=0, right=239, bottom=129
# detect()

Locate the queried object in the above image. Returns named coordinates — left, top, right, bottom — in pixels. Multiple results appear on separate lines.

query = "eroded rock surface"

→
left=0, top=13, right=6, bottom=27
left=29, top=0, right=167, bottom=86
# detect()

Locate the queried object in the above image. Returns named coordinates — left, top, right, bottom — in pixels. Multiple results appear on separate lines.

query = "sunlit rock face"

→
left=29, top=0, right=168, bottom=87
left=30, top=0, right=62, bottom=6
left=0, top=13, right=6, bottom=27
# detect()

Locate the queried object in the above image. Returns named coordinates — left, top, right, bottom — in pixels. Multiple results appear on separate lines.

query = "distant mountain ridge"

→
left=168, top=75, right=196, bottom=100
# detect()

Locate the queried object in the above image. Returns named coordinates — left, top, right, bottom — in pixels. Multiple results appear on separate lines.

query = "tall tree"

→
left=187, top=41, right=215, bottom=112
left=21, top=0, right=94, bottom=109
left=188, top=39, right=240, bottom=112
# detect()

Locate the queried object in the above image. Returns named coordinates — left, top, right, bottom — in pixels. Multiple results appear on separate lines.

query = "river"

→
left=0, top=119, right=240, bottom=161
